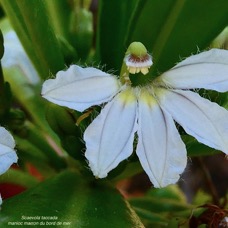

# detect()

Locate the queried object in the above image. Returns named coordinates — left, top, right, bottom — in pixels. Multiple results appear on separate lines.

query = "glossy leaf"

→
left=2, top=67, right=60, bottom=146
left=129, top=197, right=191, bottom=213
left=134, top=208, right=168, bottom=227
left=96, top=0, right=139, bottom=72
left=146, top=185, right=186, bottom=202
left=182, top=135, right=221, bottom=157
left=1, top=0, right=65, bottom=77
left=128, top=0, right=228, bottom=75
left=129, top=186, right=192, bottom=226
left=14, top=136, right=56, bottom=177
left=45, top=0, right=71, bottom=40
left=23, top=122, right=67, bottom=171
left=0, top=171, right=144, bottom=228
left=129, top=198, right=191, bottom=227
left=0, top=0, right=40, bottom=74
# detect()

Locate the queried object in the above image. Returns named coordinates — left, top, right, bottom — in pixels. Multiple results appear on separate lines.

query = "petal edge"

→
left=157, top=49, right=228, bottom=92
left=137, top=90, right=187, bottom=187
left=85, top=89, right=137, bottom=178
left=42, top=65, right=121, bottom=111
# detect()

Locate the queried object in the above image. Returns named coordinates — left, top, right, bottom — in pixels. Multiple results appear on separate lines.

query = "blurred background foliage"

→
left=0, top=0, right=227, bottom=227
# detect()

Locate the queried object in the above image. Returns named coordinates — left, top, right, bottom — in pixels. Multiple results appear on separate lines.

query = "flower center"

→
left=125, top=53, right=153, bottom=75
left=120, top=42, right=153, bottom=86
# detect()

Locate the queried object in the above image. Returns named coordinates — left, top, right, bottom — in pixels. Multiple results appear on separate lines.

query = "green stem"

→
left=120, top=61, right=131, bottom=85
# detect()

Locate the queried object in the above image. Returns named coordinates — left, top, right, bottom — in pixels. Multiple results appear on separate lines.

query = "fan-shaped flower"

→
left=42, top=44, right=228, bottom=188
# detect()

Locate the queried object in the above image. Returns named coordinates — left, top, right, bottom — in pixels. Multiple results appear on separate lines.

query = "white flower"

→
left=41, top=48, right=228, bottom=188
left=0, top=127, right=18, bottom=204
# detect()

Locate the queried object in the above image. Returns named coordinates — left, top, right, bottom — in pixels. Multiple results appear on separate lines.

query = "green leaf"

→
left=14, top=135, right=57, bottom=178
left=111, top=161, right=143, bottom=182
left=2, top=67, right=59, bottom=144
left=182, top=135, right=221, bottom=157
left=133, top=207, right=168, bottom=226
left=146, top=185, right=186, bottom=202
left=45, top=104, right=80, bottom=138
left=96, top=0, right=139, bottom=72
left=129, top=197, right=191, bottom=213
left=1, top=0, right=65, bottom=77
left=0, top=1, right=36, bottom=67
left=129, top=196, right=192, bottom=227
left=45, top=0, right=79, bottom=64
left=21, top=122, right=67, bottom=171
left=0, top=171, right=145, bottom=228
left=166, top=218, right=182, bottom=228
left=45, top=0, right=72, bottom=40
left=128, top=0, right=228, bottom=76
left=129, top=186, right=193, bottom=226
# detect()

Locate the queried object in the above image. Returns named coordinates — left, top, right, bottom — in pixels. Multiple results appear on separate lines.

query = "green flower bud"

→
left=46, top=103, right=80, bottom=137
left=69, top=8, right=93, bottom=60
left=46, top=104, right=85, bottom=160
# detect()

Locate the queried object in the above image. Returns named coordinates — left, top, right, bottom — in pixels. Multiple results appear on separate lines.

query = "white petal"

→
left=84, top=88, right=137, bottom=178
left=136, top=90, right=187, bottom=188
left=0, top=195, right=2, bottom=206
left=42, top=65, right=120, bottom=112
left=0, top=127, right=18, bottom=175
left=157, top=49, right=228, bottom=92
left=156, top=88, right=228, bottom=154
